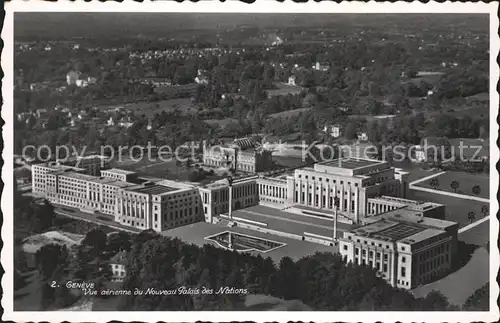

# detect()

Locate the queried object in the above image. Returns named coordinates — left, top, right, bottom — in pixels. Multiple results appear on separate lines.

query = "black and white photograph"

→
left=2, top=2, right=498, bottom=322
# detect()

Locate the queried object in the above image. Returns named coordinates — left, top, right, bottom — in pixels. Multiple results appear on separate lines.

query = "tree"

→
left=82, top=228, right=108, bottom=252
left=223, top=268, right=245, bottom=309
left=344, top=122, right=357, bottom=140
left=430, top=178, right=440, bottom=190
left=35, top=244, right=69, bottom=281
left=472, top=185, right=481, bottom=196
left=420, top=290, right=450, bottom=310
left=481, top=205, right=488, bottom=217
left=107, top=231, right=132, bottom=254
left=450, top=181, right=460, bottom=193
left=32, top=199, right=55, bottom=233
left=277, top=257, right=300, bottom=300
left=467, top=211, right=476, bottom=223
left=188, top=170, right=205, bottom=182
left=463, top=283, right=489, bottom=311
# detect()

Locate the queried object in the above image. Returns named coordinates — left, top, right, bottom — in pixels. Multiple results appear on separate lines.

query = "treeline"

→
left=19, top=217, right=489, bottom=311
left=118, top=232, right=458, bottom=311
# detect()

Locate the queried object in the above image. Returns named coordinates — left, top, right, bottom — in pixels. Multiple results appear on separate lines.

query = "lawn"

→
left=204, top=118, right=238, bottom=127
left=407, top=189, right=489, bottom=228
left=459, top=219, right=490, bottom=246
left=273, top=155, right=308, bottom=168
left=268, top=108, right=310, bottom=119
left=415, top=171, right=490, bottom=199
left=113, top=157, right=225, bottom=183
left=100, top=98, right=198, bottom=118
left=266, top=83, right=304, bottom=98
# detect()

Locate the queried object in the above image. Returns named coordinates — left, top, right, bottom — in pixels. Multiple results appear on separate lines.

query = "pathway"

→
left=458, top=215, right=490, bottom=234
left=409, top=171, right=490, bottom=203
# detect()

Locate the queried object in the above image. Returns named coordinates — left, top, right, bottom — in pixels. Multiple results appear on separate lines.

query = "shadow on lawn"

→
left=420, top=241, right=479, bottom=286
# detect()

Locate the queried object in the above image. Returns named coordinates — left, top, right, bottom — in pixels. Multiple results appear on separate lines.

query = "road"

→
left=54, top=207, right=141, bottom=234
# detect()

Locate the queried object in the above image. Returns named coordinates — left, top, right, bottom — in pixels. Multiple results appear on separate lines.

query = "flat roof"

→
left=89, top=177, right=118, bottom=184
left=319, top=158, right=383, bottom=170
left=379, top=209, right=458, bottom=230
left=106, top=181, right=138, bottom=188
left=102, top=168, right=137, bottom=175
left=128, top=184, right=177, bottom=195
left=370, top=222, right=426, bottom=242
left=59, top=172, right=97, bottom=181
left=401, top=228, right=444, bottom=245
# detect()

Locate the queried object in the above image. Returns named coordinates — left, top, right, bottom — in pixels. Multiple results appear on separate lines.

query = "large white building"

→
left=32, top=162, right=203, bottom=232
left=338, top=209, right=458, bottom=289
left=194, top=158, right=419, bottom=227
left=199, top=176, right=259, bottom=223
left=203, top=138, right=273, bottom=173
left=32, top=158, right=448, bottom=241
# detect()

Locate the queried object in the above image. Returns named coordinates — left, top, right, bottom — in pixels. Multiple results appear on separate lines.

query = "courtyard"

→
left=161, top=222, right=336, bottom=263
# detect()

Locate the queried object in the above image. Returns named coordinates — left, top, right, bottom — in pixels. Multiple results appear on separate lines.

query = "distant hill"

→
left=14, top=13, right=488, bottom=41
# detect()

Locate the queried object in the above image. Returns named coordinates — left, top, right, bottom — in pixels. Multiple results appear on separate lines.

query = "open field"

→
left=459, top=219, right=490, bottom=246
left=407, top=189, right=489, bottom=228
left=425, top=98, right=489, bottom=119
left=98, top=98, right=198, bottom=118
left=266, top=83, right=304, bottom=98
left=448, top=138, right=489, bottom=159
left=111, top=157, right=226, bottom=183
left=268, top=107, right=310, bottom=119
left=415, top=171, right=489, bottom=199
left=204, top=118, right=238, bottom=127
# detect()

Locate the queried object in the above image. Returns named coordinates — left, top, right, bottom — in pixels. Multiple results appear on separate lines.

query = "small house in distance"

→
left=109, top=250, right=128, bottom=282
left=357, top=132, right=368, bottom=142
left=323, top=124, right=343, bottom=138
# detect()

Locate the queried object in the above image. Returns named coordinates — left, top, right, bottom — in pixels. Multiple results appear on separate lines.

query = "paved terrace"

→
left=229, top=205, right=351, bottom=238
left=162, top=221, right=336, bottom=263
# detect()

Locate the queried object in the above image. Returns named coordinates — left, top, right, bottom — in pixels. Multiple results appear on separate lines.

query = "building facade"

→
left=116, top=180, right=202, bottom=231
left=203, top=138, right=273, bottom=173
left=284, top=158, right=409, bottom=223
left=32, top=162, right=86, bottom=195
left=338, top=210, right=458, bottom=289
left=199, top=176, right=259, bottom=223
left=109, top=250, right=128, bottom=282
left=32, top=163, right=203, bottom=232
left=197, top=158, right=415, bottom=226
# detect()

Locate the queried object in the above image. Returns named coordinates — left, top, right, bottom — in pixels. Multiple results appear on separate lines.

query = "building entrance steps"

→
left=286, top=205, right=354, bottom=224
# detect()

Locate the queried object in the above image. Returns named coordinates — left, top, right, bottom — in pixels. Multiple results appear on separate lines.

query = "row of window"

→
left=297, top=175, right=360, bottom=187
left=418, top=243, right=448, bottom=261
left=295, top=184, right=358, bottom=196
left=350, top=237, right=392, bottom=249
left=355, top=257, right=389, bottom=273
left=354, top=248, right=390, bottom=261
left=418, top=254, right=449, bottom=274
left=296, top=193, right=355, bottom=213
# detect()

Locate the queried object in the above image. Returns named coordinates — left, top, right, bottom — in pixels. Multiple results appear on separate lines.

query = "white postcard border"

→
left=2, top=1, right=499, bottom=322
